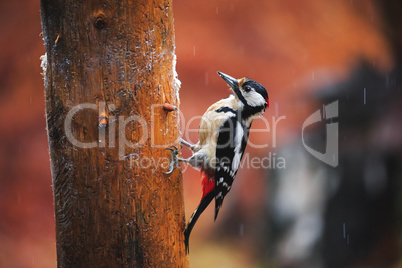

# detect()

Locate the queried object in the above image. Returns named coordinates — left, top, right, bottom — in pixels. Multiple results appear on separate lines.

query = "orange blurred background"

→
left=0, top=0, right=401, bottom=267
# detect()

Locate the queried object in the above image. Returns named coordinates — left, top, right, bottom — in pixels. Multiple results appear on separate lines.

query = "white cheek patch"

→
left=245, top=91, right=266, bottom=107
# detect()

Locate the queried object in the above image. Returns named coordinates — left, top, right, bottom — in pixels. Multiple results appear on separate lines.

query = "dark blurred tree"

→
left=374, top=0, right=402, bottom=62
left=40, top=0, right=187, bottom=267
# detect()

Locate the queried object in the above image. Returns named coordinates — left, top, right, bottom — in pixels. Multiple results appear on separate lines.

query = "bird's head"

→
left=217, top=71, right=269, bottom=110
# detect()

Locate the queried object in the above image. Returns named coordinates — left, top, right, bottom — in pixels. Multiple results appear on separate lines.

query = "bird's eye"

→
left=243, top=86, right=252, bottom=92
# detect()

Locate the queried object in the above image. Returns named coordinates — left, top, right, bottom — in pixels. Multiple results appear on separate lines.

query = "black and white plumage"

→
left=214, top=115, right=249, bottom=218
left=167, top=71, right=269, bottom=253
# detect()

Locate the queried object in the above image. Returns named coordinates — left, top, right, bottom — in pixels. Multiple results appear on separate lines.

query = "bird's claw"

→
left=164, top=145, right=179, bottom=174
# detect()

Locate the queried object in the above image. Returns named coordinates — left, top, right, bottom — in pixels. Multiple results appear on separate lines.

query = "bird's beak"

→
left=217, top=71, right=239, bottom=91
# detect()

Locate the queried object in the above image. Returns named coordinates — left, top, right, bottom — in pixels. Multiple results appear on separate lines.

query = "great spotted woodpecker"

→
left=166, top=71, right=269, bottom=253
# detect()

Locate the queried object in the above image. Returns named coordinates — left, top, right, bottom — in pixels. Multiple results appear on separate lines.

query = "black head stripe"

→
left=233, top=86, right=248, bottom=106
left=216, top=107, right=236, bottom=114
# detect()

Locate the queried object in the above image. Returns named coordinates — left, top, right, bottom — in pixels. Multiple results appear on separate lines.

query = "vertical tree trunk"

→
left=40, top=0, right=187, bottom=267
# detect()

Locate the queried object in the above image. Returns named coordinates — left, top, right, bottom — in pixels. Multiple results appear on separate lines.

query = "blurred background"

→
left=0, top=0, right=401, bottom=267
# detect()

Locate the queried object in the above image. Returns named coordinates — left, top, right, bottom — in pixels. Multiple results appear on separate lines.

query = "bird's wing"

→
left=214, top=116, right=249, bottom=220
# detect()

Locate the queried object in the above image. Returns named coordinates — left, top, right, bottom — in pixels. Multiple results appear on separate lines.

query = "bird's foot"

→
left=164, top=145, right=179, bottom=174
left=180, top=138, right=193, bottom=148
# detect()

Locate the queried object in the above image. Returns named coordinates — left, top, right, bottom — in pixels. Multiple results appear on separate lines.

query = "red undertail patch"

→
left=201, top=169, right=215, bottom=199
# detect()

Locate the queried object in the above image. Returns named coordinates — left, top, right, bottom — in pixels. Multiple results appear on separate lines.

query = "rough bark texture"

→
left=40, top=0, right=187, bottom=267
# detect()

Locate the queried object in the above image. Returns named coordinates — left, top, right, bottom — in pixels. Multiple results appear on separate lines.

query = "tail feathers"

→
left=184, top=189, right=216, bottom=254
left=214, top=195, right=224, bottom=221
left=214, top=206, right=220, bottom=221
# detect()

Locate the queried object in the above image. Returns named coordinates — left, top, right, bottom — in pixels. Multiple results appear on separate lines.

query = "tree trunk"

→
left=40, top=0, right=187, bottom=267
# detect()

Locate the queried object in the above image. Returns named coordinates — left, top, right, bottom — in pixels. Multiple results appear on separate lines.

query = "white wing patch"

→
left=231, top=121, right=243, bottom=173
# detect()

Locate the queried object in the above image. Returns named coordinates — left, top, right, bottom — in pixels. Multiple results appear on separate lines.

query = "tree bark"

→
left=40, top=0, right=187, bottom=267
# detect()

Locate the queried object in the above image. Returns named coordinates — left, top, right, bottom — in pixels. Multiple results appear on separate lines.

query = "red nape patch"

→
left=266, top=98, right=270, bottom=108
left=201, top=169, right=215, bottom=199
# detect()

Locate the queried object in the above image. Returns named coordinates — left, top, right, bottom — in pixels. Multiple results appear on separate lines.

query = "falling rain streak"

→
left=364, top=88, right=366, bottom=104
left=343, top=223, right=350, bottom=245
left=343, top=223, right=346, bottom=239
left=323, top=104, right=325, bottom=119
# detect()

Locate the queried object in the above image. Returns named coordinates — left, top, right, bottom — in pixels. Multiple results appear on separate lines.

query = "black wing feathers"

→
left=214, top=116, right=249, bottom=220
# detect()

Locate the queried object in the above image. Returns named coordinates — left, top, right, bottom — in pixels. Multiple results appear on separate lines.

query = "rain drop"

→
left=322, top=104, right=326, bottom=119
left=343, top=223, right=346, bottom=239
left=364, top=88, right=366, bottom=104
